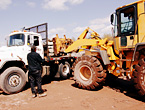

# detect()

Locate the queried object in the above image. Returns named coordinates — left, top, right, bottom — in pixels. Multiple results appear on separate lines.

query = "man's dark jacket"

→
left=27, top=52, right=44, bottom=72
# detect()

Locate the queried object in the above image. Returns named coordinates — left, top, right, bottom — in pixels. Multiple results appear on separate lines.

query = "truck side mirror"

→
left=111, top=14, right=114, bottom=25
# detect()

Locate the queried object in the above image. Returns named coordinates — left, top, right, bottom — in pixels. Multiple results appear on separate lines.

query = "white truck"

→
left=0, top=23, right=76, bottom=94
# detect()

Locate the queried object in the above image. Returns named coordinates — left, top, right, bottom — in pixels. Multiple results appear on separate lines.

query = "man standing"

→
left=27, top=46, right=47, bottom=98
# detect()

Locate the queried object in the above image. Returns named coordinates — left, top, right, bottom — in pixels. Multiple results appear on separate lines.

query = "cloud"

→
left=90, top=24, right=106, bottom=31
left=0, top=0, right=12, bottom=10
left=49, top=27, right=66, bottom=34
left=72, top=26, right=87, bottom=33
left=42, top=0, right=68, bottom=11
left=100, top=25, right=112, bottom=34
left=42, top=0, right=84, bottom=11
left=89, top=17, right=110, bottom=25
left=89, top=17, right=112, bottom=36
left=26, top=1, right=36, bottom=8
left=49, top=27, right=67, bottom=39
left=71, top=16, right=112, bottom=38
left=72, top=17, right=110, bottom=34
left=69, top=0, right=84, bottom=5
left=48, top=16, right=112, bottom=40
left=89, top=16, right=112, bottom=36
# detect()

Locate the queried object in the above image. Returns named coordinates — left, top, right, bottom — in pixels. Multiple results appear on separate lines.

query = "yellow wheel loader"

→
left=65, top=0, right=145, bottom=98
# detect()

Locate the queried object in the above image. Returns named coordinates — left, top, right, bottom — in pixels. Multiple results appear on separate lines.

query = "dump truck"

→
left=0, top=23, right=77, bottom=94
left=65, top=0, right=145, bottom=98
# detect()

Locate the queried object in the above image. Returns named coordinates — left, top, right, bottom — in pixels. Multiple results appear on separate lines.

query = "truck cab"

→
left=7, top=31, right=43, bottom=65
left=0, top=30, right=44, bottom=94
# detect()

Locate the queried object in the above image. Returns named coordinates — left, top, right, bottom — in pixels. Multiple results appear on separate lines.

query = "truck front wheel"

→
left=0, top=67, right=26, bottom=94
left=73, top=55, right=107, bottom=90
left=133, top=58, right=145, bottom=98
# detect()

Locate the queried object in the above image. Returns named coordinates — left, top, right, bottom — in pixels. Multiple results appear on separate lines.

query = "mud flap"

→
left=42, top=66, right=50, bottom=77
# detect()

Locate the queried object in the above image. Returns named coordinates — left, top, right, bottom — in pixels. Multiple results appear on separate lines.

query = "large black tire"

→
left=73, top=55, right=107, bottom=90
left=0, top=67, right=26, bottom=94
left=133, top=58, right=145, bottom=98
left=58, top=61, right=70, bottom=79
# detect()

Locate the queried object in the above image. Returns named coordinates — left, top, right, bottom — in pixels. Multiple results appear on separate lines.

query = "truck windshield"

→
left=120, top=6, right=135, bottom=35
left=8, top=34, right=25, bottom=46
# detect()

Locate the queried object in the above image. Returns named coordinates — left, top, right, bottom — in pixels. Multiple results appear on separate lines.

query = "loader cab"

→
left=118, top=5, right=137, bottom=37
left=111, top=2, right=138, bottom=50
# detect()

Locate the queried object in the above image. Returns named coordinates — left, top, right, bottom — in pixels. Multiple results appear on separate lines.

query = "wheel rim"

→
left=8, top=73, right=21, bottom=87
left=79, top=65, right=92, bottom=81
left=62, top=64, right=69, bottom=75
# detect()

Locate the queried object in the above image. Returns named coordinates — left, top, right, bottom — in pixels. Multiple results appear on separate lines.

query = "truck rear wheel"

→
left=58, top=61, right=70, bottom=79
left=133, top=58, right=145, bottom=98
left=73, top=55, right=107, bottom=90
left=0, top=67, right=26, bottom=94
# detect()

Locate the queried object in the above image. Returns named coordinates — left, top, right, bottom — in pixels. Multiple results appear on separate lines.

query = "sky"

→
left=0, top=0, right=137, bottom=46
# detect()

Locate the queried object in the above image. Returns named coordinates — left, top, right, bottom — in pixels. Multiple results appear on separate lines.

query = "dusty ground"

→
left=0, top=76, right=145, bottom=110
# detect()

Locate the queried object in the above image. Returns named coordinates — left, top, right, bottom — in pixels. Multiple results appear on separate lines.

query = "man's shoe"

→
left=32, top=94, right=37, bottom=98
left=38, top=92, right=47, bottom=98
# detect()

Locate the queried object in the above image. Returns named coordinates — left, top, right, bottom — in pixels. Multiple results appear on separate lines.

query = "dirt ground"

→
left=0, top=76, right=145, bottom=110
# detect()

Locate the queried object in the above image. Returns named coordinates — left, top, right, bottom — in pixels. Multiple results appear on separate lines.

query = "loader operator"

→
left=27, top=45, right=47, bottom=98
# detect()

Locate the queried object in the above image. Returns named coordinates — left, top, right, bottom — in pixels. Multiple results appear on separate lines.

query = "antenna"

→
left=21, top=27, right=25, bottom=31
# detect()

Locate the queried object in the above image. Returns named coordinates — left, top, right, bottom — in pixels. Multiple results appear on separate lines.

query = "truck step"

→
left=49, top=49, right=54, bottom=53
left=48, top=53, right=55, bottom=56
left=48, top=41, right=53, bottom=46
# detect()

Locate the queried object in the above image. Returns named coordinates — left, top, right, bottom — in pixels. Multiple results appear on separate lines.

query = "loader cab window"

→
left=8, top=34, right=25, bottom=46
left=118, top=4, right=137, bottom=36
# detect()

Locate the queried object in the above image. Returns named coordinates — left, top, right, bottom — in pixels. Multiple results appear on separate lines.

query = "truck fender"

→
left=132, top=43, right=145, bottom=61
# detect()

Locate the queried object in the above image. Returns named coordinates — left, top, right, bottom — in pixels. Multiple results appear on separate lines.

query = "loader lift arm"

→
left=65, top=27, right=101, bottom=53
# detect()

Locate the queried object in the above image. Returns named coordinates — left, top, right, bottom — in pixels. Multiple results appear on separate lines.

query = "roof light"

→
left=12, top=30, right=19, bottom=33
left=23, top=30, right=27, bottom=32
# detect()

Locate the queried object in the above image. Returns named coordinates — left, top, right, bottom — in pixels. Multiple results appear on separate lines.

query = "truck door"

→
left=28, top=35, right=44, bottom=58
